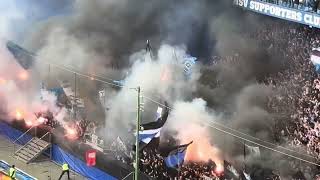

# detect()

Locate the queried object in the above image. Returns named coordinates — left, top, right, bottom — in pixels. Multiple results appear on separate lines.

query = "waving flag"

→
left=183, top=54, right=197, bottom=77
left=165, top=141, right=193, bottom=168
left=137, top=102, right=169, bottom=151
left=6, top=41, right=35, bottom=70
left=113, top=80, right=125, bottom=86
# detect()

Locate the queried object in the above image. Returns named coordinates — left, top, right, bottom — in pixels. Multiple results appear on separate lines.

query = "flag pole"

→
left=135, top=87, right=141, bottom=180
left=243, top=141, right=246, bottom=171
left=177, top=151, right=181, bottom=178
left=74, top=73, right=77, bottom=119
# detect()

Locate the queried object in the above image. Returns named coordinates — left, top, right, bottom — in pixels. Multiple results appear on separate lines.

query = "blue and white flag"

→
left=311, top=48, right=320, bottom=73
left=137, top=102, right=169, bottom=151
left=183, top=54, right=197, bottom=77
left=165, top=141, right=192, bottom=168
left=113, top=80, right=125, bottom=86
left=139, top=128, right=161, bottom=144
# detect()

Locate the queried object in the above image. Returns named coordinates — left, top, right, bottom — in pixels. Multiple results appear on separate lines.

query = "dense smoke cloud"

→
left=25, top=0, right=225, bottom=71
left=231, top=84, right=274, bottom=140
left=0, top=0, right=303, bottom=177
left=103, top=44, right=201, bottom=139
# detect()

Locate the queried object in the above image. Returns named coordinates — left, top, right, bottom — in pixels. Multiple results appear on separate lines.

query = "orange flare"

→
left=15, top=109, right=23, bottom=120
left=0, top=78, right=7, bottom=85
left=25, top=120, right=33, bottom=127
left=18, top=71, right=28, bottom=80
left=65, top=125, right=78, bottom=140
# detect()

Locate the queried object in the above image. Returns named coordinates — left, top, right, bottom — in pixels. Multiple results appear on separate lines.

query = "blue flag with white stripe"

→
left=139, top=128, right=161, bottom=144
left=137, top=102, right=169, bottom=151
left=165, top=141, right=192, bottom=168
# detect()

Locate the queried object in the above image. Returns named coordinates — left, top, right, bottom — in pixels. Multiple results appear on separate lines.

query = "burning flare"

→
left=18, top=71, right=28, bottom=81
left=15, top=109, right=23, bottom=120
left=25, top=120, right=33, bottom=127
left=65, top=123, right=79, bottom=140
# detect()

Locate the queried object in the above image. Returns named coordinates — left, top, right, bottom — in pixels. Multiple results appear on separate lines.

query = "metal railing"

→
left=14, top=131, right=52, bottom=163
left=35, top=132, right=51, bottom=146
left=29, top=132, right=52, bottom=162
left=12, top=126, right=37, bottom=155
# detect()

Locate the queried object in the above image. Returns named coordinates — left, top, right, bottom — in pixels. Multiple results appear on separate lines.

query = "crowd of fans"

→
left=252, top=21, right=320, bottom=178
left=87, top=18, right=319, bottom=179
left=139, top=149, right=221, bottom=179
left=134, top=20, right=320, bottom=179
left=37, top=11, right=320, bottom=179
left=259, top=0, right=320, bottom=13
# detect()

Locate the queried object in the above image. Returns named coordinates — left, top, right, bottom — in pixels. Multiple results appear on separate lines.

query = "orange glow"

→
left=184, top=134, right=222, bottom=165
left=65, top=125, right=79, bottom=140
left=15, top=109, right=23, bottom=120
left=0, top=78, right=7, bottom=85
left=68, top=128, right=76, bottom=135
left=18, top=71, right=29, bottom=80
left=25, top=120, right=33, bottom=127
left=177, top=123, right=223, bottom=167
left=37, top=117, right=46, bottom=124
left=214, top=164, right=224, bottom=175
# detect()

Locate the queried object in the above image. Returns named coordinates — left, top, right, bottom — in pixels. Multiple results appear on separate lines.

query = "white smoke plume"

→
left=167, top=98, right=223, bottom=167
left=104, top=44, right=200, bottom=133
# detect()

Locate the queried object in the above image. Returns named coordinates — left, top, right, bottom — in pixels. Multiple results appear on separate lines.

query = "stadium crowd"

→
left=253, top=21, right=320, bottom=178
left=102, top=20, right=320, bottom=180
left=258, top=22, right=320, bottom=158
left=139, top=149, right=221, bottom=179
left=91, top=18, right=320, bottom=179
left=135, top=20, right=320, bottom=179
left=41, top=14, right=320, bottom=179
left=258, top=0, right=320, bottom=13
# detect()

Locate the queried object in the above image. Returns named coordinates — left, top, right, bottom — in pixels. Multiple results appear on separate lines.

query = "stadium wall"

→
left=0, top=122, right=116, bottom=180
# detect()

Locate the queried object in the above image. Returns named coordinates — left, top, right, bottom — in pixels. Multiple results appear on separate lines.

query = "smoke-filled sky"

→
left=0, top=0, right=305, bottom=176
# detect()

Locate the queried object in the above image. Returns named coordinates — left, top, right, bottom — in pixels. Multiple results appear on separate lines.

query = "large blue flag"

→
left=165, top=141, right=193, bottom=168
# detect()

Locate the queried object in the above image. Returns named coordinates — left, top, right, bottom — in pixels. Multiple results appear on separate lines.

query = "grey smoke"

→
left=0, top=0, right=309, bottom=177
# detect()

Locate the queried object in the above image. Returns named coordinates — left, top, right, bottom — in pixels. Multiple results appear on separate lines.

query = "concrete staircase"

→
left=14, top=136, right=51, bottom=164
